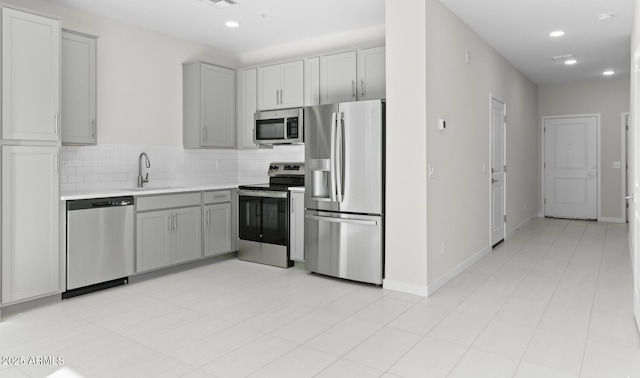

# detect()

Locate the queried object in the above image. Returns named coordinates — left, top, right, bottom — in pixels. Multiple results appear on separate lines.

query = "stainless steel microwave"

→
left=254, top=108, right=304, bottom=145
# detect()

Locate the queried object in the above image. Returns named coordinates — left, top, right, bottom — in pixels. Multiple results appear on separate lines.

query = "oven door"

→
left=238, top=190, right=289, bottom=245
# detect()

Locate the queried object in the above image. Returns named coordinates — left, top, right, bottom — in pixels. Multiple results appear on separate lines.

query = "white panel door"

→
left=632, top=52, right=640, bottom=334
left=2, top=146, right=59, bottom=304
left=2, top=8, right=60, bottom=142
left=544, top=116, right=598, bottom=219
left=491, top=98, right=506, bottom=246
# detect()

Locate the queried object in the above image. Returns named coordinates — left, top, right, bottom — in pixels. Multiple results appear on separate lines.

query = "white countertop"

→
left=60, top=183, right=243, bottom=201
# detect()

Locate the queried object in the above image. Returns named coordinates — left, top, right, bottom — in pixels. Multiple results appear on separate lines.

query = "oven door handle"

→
left=237, top=189, right=288, bottom=199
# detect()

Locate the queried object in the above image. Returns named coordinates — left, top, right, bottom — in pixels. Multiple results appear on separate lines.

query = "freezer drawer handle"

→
left=305, top=214, right=378, bottom=226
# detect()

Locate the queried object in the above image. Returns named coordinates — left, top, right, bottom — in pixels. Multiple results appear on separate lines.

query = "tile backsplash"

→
left=60, top=144, right=304, bottom=192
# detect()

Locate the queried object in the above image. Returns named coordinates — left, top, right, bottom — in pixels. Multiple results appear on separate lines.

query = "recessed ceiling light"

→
left=564, top=58, right=577, bottom=65
left=200, top=0, right=236, bottom=8
left=225, top=20, right=240, bottom=28
left=549, top=30, right=565, bottom=37
left=603, top=70, right=615, bottom=76
left=597, top=13, right=614, bottom=22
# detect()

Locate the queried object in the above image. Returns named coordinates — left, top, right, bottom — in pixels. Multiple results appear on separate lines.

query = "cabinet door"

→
left=2, top=146, right=59, bottom=303
left=172, top=206, right=202, bottom=264
left=202, top=64, right=236, bottom=148
left=2, top=8, right=60, bottom=141
left=136, top=210, right=172, bottom=273
left=289, top=192, right=305, bottom=262
left=204, top=203, right=232, bottom=257
left=238, top=68, right=258, bottom=149
left=320, top=51, right=357, bottom=104
left=280, top=60, right=304, bottom=108
left=61, top=30, right=97, bottom=145
left=257, top=64, right=281, bottom=110
left=357, top=46, right=386, bottom=101
left=304, top=57, right=320, bottom=106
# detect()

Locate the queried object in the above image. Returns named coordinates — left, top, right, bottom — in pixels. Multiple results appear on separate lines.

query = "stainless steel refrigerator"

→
left=304, top=99, right=384, bottom=285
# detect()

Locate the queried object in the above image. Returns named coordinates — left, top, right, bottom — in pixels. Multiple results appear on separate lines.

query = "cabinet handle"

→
left=54, top=113, right=59, bottom=135
left=168, top=215, right=172, bottom=232
left=276, top=89, right=279, bottom=104
left=361, top=79, right=365, bottom=97
left=206, top=210, right=210, bottom=226
left=291, top=198, right=294, bottom=213
left=173, top=215, right=177, bottom=231
left=91, top=119, right=96, bottom=138
left=352, top=81, right=356, bottom=98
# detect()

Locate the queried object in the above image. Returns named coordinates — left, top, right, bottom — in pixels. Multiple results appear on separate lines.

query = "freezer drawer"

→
left=304, top=210, right=383, bottom=284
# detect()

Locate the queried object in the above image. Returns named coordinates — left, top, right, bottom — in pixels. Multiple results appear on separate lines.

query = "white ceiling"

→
left=438, top=0, right=634, bottom=86
left=48, top=0, right=385, bottom=54
left=48, top=0, right=634, bottom=86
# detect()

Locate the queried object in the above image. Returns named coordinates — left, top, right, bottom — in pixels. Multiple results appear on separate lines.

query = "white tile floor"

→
left=1, top=218, right=639, bottom=378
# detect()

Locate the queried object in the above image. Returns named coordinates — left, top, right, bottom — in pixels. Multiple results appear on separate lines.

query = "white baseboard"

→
left=382, top=279, right=428, bottom=297
left=426, top=244, right=492, bottom=296
left=598, top=216, right=626, bottom=224
left=507, top=216, right=535, bottom=239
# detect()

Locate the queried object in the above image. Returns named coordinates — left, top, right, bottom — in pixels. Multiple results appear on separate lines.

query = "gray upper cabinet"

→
left=257, top=60, right=303, bottom=110
left=320, top=46, right=386, bottom=104
left=61, top=30, right=97, bottom=145
left=1, top=8, right=60, bottom=142
left=183, top=61, right=236, bottom=149
left=357, top=46, right=386, bottom=101
left=237, top=68, right=258, bottom=149
left=320, top=51, right=357, bottom=104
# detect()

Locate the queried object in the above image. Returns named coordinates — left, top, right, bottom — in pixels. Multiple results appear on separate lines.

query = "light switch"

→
left=429, top=164, right=436, bottom=179
left=612, top=161, right=621, bottom=169
left=438, top=119, right=446, bottom=130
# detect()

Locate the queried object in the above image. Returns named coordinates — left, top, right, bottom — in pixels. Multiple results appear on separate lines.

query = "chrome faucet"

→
left=137, top=152, right=150, bottom=188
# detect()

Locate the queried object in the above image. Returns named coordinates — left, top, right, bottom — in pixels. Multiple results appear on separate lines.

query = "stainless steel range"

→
left=237, top=162, right=304, bottom=268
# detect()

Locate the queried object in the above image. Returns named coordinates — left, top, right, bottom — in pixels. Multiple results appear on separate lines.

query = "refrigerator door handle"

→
left=330, top=111, right=338, bottom=202
left=335, top=112, right=344, bottom=202
left=305, top=214, right=378, bottom=226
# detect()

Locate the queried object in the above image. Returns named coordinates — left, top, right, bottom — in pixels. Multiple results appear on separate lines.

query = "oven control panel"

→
left=268, top=162, right=305, bottom=176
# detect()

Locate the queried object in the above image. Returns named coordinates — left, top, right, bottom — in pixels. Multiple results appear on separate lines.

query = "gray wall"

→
left=538, top=79, right=630, bottom=222
left=384, top=0, right=539, bottom=294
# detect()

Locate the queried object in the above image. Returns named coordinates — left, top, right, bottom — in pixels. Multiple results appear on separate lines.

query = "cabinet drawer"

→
left=203, top=190, right=232, bottom=204
left=137, top=192, right=201, bottom=211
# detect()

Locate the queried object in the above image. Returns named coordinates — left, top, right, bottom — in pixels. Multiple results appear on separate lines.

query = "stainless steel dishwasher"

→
left=64, top=196, right=134, bottom=298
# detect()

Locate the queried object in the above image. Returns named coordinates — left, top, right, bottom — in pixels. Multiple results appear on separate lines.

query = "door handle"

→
left=306, top=214, right=378, bottom=226
left=492, top=178, right=498, bottom=184
left=626, top=194, right=635, bottom=200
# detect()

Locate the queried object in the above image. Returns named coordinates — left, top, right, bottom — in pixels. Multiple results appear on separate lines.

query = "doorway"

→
left=543, top=115, right=599, bottom=219
left=490, top=96, right=506, bottom=246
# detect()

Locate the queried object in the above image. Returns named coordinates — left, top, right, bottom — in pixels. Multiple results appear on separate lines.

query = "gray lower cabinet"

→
left=203, top=203, right=232, bottom=257
left=203, top=189, right=234, bottom=257
left=61, top=29, right=97, bottom=145
left=1, top=146, right=60, bottom=304
left=136, top=193, right=202, bottom=273
left=289, top=191, right=305, bottom=262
